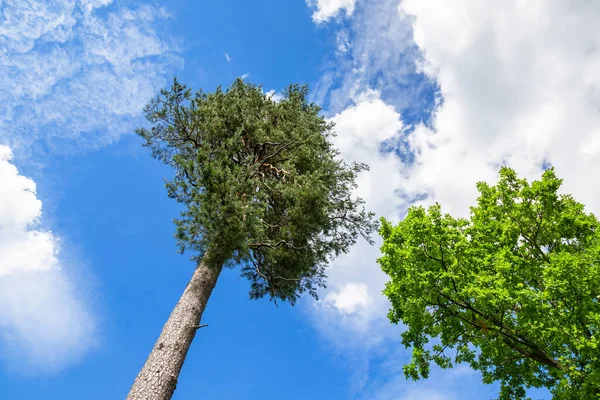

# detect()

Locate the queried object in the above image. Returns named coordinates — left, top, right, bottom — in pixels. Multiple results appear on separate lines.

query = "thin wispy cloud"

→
left=0, top=0, right=182, bottom=156
left=313, top=0, right=436, bottom=119
left=225, top=52, right=232, bottom=62
left=0, top=0, right=181, bottom=372
left=306, top=0, right=356, bottom=23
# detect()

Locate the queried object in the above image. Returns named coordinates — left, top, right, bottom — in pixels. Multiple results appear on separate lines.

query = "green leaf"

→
left=378, top=167, right=600, bottom=398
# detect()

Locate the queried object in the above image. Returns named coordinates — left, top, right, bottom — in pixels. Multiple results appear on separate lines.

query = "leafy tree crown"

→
left=138, top=78, right=376, bottom=304
left=378, top=167, right=600, bottom=399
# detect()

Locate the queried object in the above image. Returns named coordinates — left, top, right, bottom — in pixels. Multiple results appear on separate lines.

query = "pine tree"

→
left=126, top=78, right=377, bottom=399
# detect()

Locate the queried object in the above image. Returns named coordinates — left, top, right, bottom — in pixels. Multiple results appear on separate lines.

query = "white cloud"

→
left=0, top=0, right=180, bottom=372
left=308, top=0, right=357, bottom=23
left=311, top=0, right=431, bottom=118
left=329, top=91, right=407, bottom=224
left=397, top=0, right=600, bottom=218
left=325, top=282, right=372, bottom=314
left=0, top=0, right=181, bottom=154
left=0, top=146, right=95, bottom=372
left=225, top=52, right=231, bottom=62
left=311, top=0, right=600, bottom=342
left=307, top=1, right=595, bottom=398
left=335, top=30, right=350, bottom=54
left=308, top=91, right=405, bottom=347
left=80, top=0, right=113, bottom=15
left=265, top=89, right=284, bottom=103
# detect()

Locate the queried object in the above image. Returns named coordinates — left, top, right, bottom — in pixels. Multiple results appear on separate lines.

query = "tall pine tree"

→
left=126, top=78, right=377, bottom=400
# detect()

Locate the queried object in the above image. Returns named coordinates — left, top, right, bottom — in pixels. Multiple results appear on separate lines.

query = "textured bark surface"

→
left=126, top=261, right=222, bottom=400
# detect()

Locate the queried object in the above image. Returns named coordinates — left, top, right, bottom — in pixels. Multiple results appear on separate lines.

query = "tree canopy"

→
left=137, top=78, right=377, bottom=304
left=378, top=167, right=600, bottom=399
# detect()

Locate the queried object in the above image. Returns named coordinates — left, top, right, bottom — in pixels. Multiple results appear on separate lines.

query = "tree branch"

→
left=248, top=240, right=305, bottom=251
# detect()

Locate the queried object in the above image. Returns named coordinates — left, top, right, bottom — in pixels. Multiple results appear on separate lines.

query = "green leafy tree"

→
left=126, top=78, right=376, bottom=400
left=378, top=167, right=600, bottom=399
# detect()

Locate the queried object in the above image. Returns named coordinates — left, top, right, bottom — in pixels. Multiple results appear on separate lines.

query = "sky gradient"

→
left=2, top=0, right=599, bottom=399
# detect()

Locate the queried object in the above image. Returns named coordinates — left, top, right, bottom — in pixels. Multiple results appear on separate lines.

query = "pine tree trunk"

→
left=126, top=260, right=223, bottom=400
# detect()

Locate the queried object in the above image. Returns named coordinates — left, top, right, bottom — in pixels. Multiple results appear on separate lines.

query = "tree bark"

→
left=126, top=260, right=223, bottom=400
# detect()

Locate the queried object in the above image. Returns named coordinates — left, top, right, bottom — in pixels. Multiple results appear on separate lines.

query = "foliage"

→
left=378, top=167, right=600, bottom=399
left=137, top=78, right=376, bottom=304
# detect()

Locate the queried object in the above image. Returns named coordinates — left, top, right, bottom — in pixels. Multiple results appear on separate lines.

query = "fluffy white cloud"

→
left=307, top=0, right=357, bottom=23
left=309, top=91, right=405, bottom=347
left=398, top=0, right=600, bottom=218
left=311, top=0, right=600, bottom=340
left=0, top=0, right=181, bottom=154
left=0, top=0, right=179, bottom=372
left=0, top=146, right=95, bottom=372
left=307, top=1, right=597, bottom=398
left=325, top=282, right=372, bottom=314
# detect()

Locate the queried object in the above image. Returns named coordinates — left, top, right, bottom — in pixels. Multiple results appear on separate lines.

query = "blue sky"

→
left=2, top=0, right=600, bottom=399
